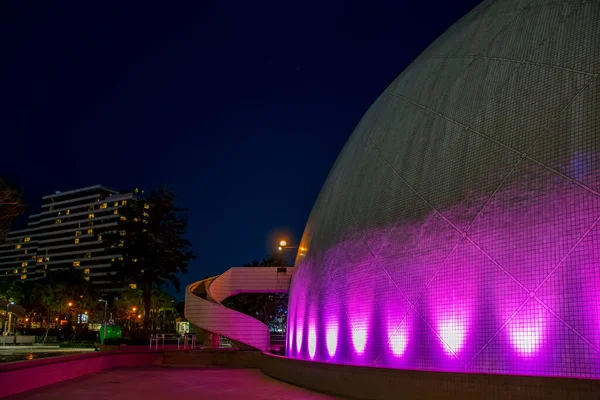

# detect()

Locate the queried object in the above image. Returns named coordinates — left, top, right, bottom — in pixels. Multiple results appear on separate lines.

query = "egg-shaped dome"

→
left=288, top=0, right=600, bottom=378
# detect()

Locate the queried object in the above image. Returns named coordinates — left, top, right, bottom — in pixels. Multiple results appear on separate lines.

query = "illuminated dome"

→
left=288, top=0, right=600, bottom=378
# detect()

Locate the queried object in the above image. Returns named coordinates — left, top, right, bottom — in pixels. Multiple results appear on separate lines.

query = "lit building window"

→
left=129, top=283, right=137, bottom=289
left=57, top=211, right=61, bottom=216
left=73, top=261, right=80, bottom=267
left=66, top=209, right=70, bottom=215
left=118, top=240, right=124, bottom=248
left=144, top=204, right=150, bottom=209
left=21, top=262, right=27, bottom=267
left=118, top=257, right=124, bottom=261
left=83, top=268, right=90, bottom=275
left=119, top=231, right=126, bottom=236
left=44, top=257, right=50, bottom=262
left=24, top=249, right=28, bottom=254
left=85, top=252, right=91, bottom=258
left=20, top=275, right=27, bottom=280
left=89, top=205, right=94, bottom=211
left=84, top=276, right=89, bottom=281
left=120, top=216, right=127, bottom=221
left=121, top=200, right=127, bottom=206
left=98, top=235, right=102, bottom=241
left=49, top=206, right=54, bottom=211
left=111, top=258, right=115, bottom=262
left=113, top=209, right=119, bottom=215
left=133, top=218, right=139, bottom=223
left=132, top=258, right=138, bottom=262
left=88, top=213, right=94, bottom=219
left=87, top=229, right=93, bottom=235
left=21, top=268, right=27, bottom=273
left=24, top=237, right=30, bottom=242
left=55, top=219, right=62, bottom=224
left=12, top=269, right=18, bottom=274
left=113, top=201, right=118, bottom=207
left=100, top=203, right=107, bottom=209
left=37, top=258, right=43, bottom=263
left=75, top=230, right=82, bottom=236
left=15, top=244, right=21, bottom=249
left=74, top=238, right=79, bottom=244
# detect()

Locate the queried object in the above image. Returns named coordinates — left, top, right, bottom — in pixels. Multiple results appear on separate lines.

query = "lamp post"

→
left=3, top=301, right=14, bottom=345
left=98, top=299, right=108, bottom=343
left=277, top=239, right=305, bottom=264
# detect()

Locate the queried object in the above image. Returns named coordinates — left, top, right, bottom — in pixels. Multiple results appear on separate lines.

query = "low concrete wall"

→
left=259, top=354, right=600, bottom=400
left=0, top=351, right=162, bottom=398
left=163, top=349, right=262, bottom=368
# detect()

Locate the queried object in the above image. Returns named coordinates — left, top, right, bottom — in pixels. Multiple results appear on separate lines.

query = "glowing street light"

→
left=132, top=307, right=137, bottom=312
left=279, top=240, right=287, bottom=247
left=67, top=302, right=73, bottom=307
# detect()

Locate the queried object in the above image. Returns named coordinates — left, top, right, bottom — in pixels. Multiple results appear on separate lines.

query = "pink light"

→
left=509, top=313, right=544, bottom=355
left=295, top=321, right=303, bottom=353
left=438, top=311, right=467, bottom=355
left=325, top=319, right=339, bottom=357
left=308, top=324, right=317, bottom=359
left=389, top=323, right=408, bottom=357
left=352, top=324, right=368, bottom=355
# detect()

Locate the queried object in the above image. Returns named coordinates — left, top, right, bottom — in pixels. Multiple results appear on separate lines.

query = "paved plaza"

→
left=9, top=366, right=339, bottom=399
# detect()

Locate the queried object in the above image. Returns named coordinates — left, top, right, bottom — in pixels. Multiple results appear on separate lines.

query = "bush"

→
left=58, top=341, right=95, bottom=349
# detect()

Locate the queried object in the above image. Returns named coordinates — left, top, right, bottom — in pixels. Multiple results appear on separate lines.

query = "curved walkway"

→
left=184, top=267, right=293, bottom=352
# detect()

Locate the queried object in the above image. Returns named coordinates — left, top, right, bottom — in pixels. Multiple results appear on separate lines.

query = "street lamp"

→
left=98, top=299, right=108, bottom=343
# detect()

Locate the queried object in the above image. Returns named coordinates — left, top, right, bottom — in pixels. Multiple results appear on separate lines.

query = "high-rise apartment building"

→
left=0, top=185, right=138, bottom=293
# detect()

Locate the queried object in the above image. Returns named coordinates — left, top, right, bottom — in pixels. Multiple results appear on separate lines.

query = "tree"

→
left=32, top=269, right=97, bottom=331
left=221, top=255, right=289, bottom=332
left=104, top=188, right=195, bottom=336
left=0, top=180, right=24, bottom=241
left=0, top=279, right=24, bottom=304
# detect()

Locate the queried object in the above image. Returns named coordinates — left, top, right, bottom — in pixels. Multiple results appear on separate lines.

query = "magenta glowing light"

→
left=325, top=319, right=339, bottom=357
left=389, top=322, right=408, bottom=357
left=295, top=321, right=303, bottom=353
left=509, top=307, right=544, bottom=356
left=351, top=323, right=368, bottom=355
left=287, top=150, right=600, bottom=377
left=308, top=323, right=317, bottom=359
left=438, top=311, right=467, bottom=356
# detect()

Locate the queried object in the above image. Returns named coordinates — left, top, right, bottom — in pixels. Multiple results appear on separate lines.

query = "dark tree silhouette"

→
left=104, top=188, right=195, bottom=336
left=0, top=179, right=24, bottom=241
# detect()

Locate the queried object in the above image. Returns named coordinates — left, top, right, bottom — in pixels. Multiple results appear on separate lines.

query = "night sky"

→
left=0, top=1, right=481, bottom=296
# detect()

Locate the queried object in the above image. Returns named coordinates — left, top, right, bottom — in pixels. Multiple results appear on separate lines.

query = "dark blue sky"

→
left=0, top=1, right=481, bottom=295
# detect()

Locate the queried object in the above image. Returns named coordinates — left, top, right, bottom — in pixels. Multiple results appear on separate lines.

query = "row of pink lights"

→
left=288, top=307, right=545, bottom=362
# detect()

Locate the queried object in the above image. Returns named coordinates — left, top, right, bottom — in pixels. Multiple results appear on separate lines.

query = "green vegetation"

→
left=103, top=188, right=195, bottom=336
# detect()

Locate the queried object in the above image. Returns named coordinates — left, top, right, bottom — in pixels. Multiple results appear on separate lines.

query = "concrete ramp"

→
left=184, top=267, right=293, bottom=352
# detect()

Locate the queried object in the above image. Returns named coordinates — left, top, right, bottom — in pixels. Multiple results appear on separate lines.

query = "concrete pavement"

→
left=8, top=366, right=341, bottom=399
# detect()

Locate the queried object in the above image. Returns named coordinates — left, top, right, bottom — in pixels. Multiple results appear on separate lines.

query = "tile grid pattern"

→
left=288, top=0, right=600, bottom=377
